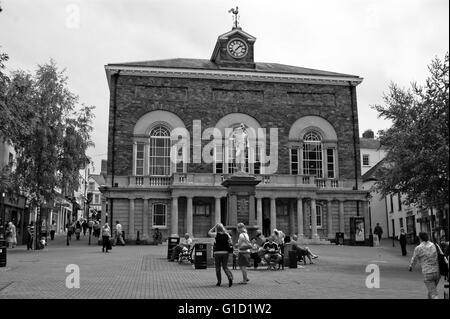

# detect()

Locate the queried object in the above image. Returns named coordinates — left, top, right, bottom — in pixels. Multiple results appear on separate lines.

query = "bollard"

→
left=0, top=239, right=7, bottom=267
left=136, top=231, right=140, bottom=245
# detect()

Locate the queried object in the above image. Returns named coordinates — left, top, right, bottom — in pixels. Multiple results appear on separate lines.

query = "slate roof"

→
left=90, top=174, right=106, bottom=186
left=360, top=138, right=384, bottom=150
left=107, top=58, right=359, bottom=78
left=362, top=159, right=387, bottom=182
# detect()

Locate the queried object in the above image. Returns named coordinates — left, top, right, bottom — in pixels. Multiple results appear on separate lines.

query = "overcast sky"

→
left=1, top=0, right=448, bottom=173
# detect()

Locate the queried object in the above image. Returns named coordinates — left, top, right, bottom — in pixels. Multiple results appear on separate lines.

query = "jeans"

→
left=114, top=233, right=125, bottom=246
left=423, top=272, right=441, bottom=299
left=102, top=236, right=110, bottom=252
left=214, top=253, right=233, bottom=284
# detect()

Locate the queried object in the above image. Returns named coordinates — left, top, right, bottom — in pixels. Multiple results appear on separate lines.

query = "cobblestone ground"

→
left=0, top=234, right=446, bottom=299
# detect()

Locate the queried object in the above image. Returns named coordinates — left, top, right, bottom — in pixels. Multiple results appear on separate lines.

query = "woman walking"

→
left=101, top=222, right=112, bottom=253
left=6, top=222, right=17, bottom=248
left=208, top=223, right=233, bottom=287
left=409, top=232, right=441, bottom=299
left=399, top=228, right=407, bottom=256
left=237, top=223, right=252, bottom=284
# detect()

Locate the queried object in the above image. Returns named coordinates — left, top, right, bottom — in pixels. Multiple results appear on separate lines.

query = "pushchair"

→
left=178, top=245, right=194, bottom=264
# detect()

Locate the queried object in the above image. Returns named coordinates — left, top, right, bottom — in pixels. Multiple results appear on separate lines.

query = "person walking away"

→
left=102, top=223, right=112, bottom=253
left=208, top=223, right=233, bottom=287
left=409, top=232, right=441, bottom=299
left=374, top=223, right=383, bottom=243
left=82, top=219, right=88, bottom=236
left=6, top=222, right=17, bottom=248
left=237, top=223, right=252, bottom=284
left=93, top=220, right=100, bottom=238
left=27, top=221, right=35, bottom=250
left=170, top=233, right=193, bottom=261
left=399, top=228, right=407, bottom=256
left=113, top=220, right=125, bottom=246
left=50, top=221, right=56, bottom=240
left=75, top=220, right=81, bottom=240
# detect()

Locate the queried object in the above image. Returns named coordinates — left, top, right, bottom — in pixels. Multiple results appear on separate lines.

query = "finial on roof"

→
left=228, top=6, right=240, bottom=29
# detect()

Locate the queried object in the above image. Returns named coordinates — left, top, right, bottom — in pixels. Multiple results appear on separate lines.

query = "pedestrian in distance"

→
left=6, top=221, right=17, bottom=248
left=373, top=223, right=383, bottom=242
left=399, top=228, right=407, bottom=256
left=82, top=219, right=88, bottom=236
left=27, top=221, right=35, bottom=250
left=236, top=222, right=252, bottom=284
left=113, top=220, right=125, bottom=246
left=409, top=232, right=441, bottom=299
left=50, top=220, right=56, bottom=240
left=208, top=223, right=233, bottom=287
left=102, top=222, right=112, bottom=253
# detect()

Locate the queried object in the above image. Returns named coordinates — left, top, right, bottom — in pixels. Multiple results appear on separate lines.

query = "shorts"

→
left=238, top=252, right=251, bottom=267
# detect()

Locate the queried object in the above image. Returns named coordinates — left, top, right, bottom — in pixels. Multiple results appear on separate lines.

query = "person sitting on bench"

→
left=263, top=236, right=282, bottom=269
left=291, top=234, right=318, bottom=264
left=170, top=233, right=193, bottom=261
left=250, top=230, right=266, bottom=269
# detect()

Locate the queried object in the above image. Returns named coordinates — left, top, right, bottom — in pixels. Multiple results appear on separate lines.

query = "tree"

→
left=3, top=58, right=95, bottom=248
left=362, top=129, right=375, bottom=139
left=372, top=53, right=449, bottom=210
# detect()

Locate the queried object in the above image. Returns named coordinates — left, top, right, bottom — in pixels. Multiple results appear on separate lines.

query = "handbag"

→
left=434, top=243, right=449, bottom=277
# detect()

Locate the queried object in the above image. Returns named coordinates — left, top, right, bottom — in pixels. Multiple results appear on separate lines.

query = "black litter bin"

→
left=194, top=243, right=207, bottom=269
left=335, top=232, right=344, bottom=245
left=288, top=250, right=297, bottom=268
left=167, top=237, right=180, bottom=260
left=0, top=240, right=7, bottom=267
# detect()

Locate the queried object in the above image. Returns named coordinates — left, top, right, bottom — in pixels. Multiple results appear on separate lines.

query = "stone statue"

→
left=230, top=123, right=248, bottom=173
left=228, top=6, right=239, bottom=29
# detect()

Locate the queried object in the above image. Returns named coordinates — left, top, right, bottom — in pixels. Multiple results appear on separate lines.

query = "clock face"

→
left=227, top=39, right=248, bottom=58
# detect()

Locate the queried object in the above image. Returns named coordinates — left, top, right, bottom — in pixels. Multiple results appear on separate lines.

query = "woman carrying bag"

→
left=208, top=223, right=233, bottom=287
left=237, top=222, right=252, bottom=284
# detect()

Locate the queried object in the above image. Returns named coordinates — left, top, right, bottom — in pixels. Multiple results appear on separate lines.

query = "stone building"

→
left=100, top=22, right=370, bottom=244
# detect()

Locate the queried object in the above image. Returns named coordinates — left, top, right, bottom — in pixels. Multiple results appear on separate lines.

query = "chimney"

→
left=101, top=160, right=107, bottom=176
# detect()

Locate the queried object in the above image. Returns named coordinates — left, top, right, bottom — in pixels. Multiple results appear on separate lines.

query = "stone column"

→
left=214, top=196, right=221, bottom=226
left=249, top=194, right=256, bottom=226
left=289, top=200, right=296, bottom=236
left=339, top=200, right=345, bottom=233
left=256, top=197, right=263, bottom=231
left=327, top=200, right=333, bottom=239
left=311, top=198, right=319, bottom=240
left=171, top=196, right=178, bottom=237
left=143, top=198, right=149, bottom=240
left=270, top=197, right=276, bottom=231
left=297, top=198, right=304, bottom=238
left=129, top=198, right=135, bottom=240
left=186, top=196, right=193, bottom=237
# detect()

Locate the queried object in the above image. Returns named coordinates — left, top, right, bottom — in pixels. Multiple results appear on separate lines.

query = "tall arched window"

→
left=150, top=125, right=171, bottom=176
left=302, top=131, right=323, bottom=178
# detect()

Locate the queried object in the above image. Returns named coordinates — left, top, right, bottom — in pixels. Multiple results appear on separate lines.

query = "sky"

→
left=0, top=0, right=449, bottom=173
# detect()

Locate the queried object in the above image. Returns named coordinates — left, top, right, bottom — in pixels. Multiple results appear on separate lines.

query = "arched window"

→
left=302, top=131, right=323, bottom=178
left=150, top=125, right=171, bottom=176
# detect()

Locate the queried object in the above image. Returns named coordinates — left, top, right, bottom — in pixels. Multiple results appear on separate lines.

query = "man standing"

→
left=374, top=223, right=383, bottom=242
left=113, top=220, right=125, bottom=246
left=170, top=233, right=193, bottom=261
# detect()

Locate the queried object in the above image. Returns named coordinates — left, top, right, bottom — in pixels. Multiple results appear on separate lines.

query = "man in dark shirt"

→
left=374, top=223, right=383, bottom=242
left=262, top=236, right=281, bottom=269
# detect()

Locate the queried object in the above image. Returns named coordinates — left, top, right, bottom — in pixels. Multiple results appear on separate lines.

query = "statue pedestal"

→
left=222, top=172, right=261, bottom=243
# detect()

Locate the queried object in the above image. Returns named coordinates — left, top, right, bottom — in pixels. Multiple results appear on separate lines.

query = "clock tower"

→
left=210, top=8, right=256, bottom=69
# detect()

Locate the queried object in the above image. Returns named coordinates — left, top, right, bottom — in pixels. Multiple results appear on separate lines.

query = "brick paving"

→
left=0, top=234, right=447, bottom=299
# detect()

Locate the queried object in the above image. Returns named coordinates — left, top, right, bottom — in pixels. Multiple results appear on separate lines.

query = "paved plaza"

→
left=0, top=234, right=447, bottom=299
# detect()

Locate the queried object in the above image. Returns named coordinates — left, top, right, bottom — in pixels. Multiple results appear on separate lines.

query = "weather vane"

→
left=228, top=6, right=239, bottom=29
